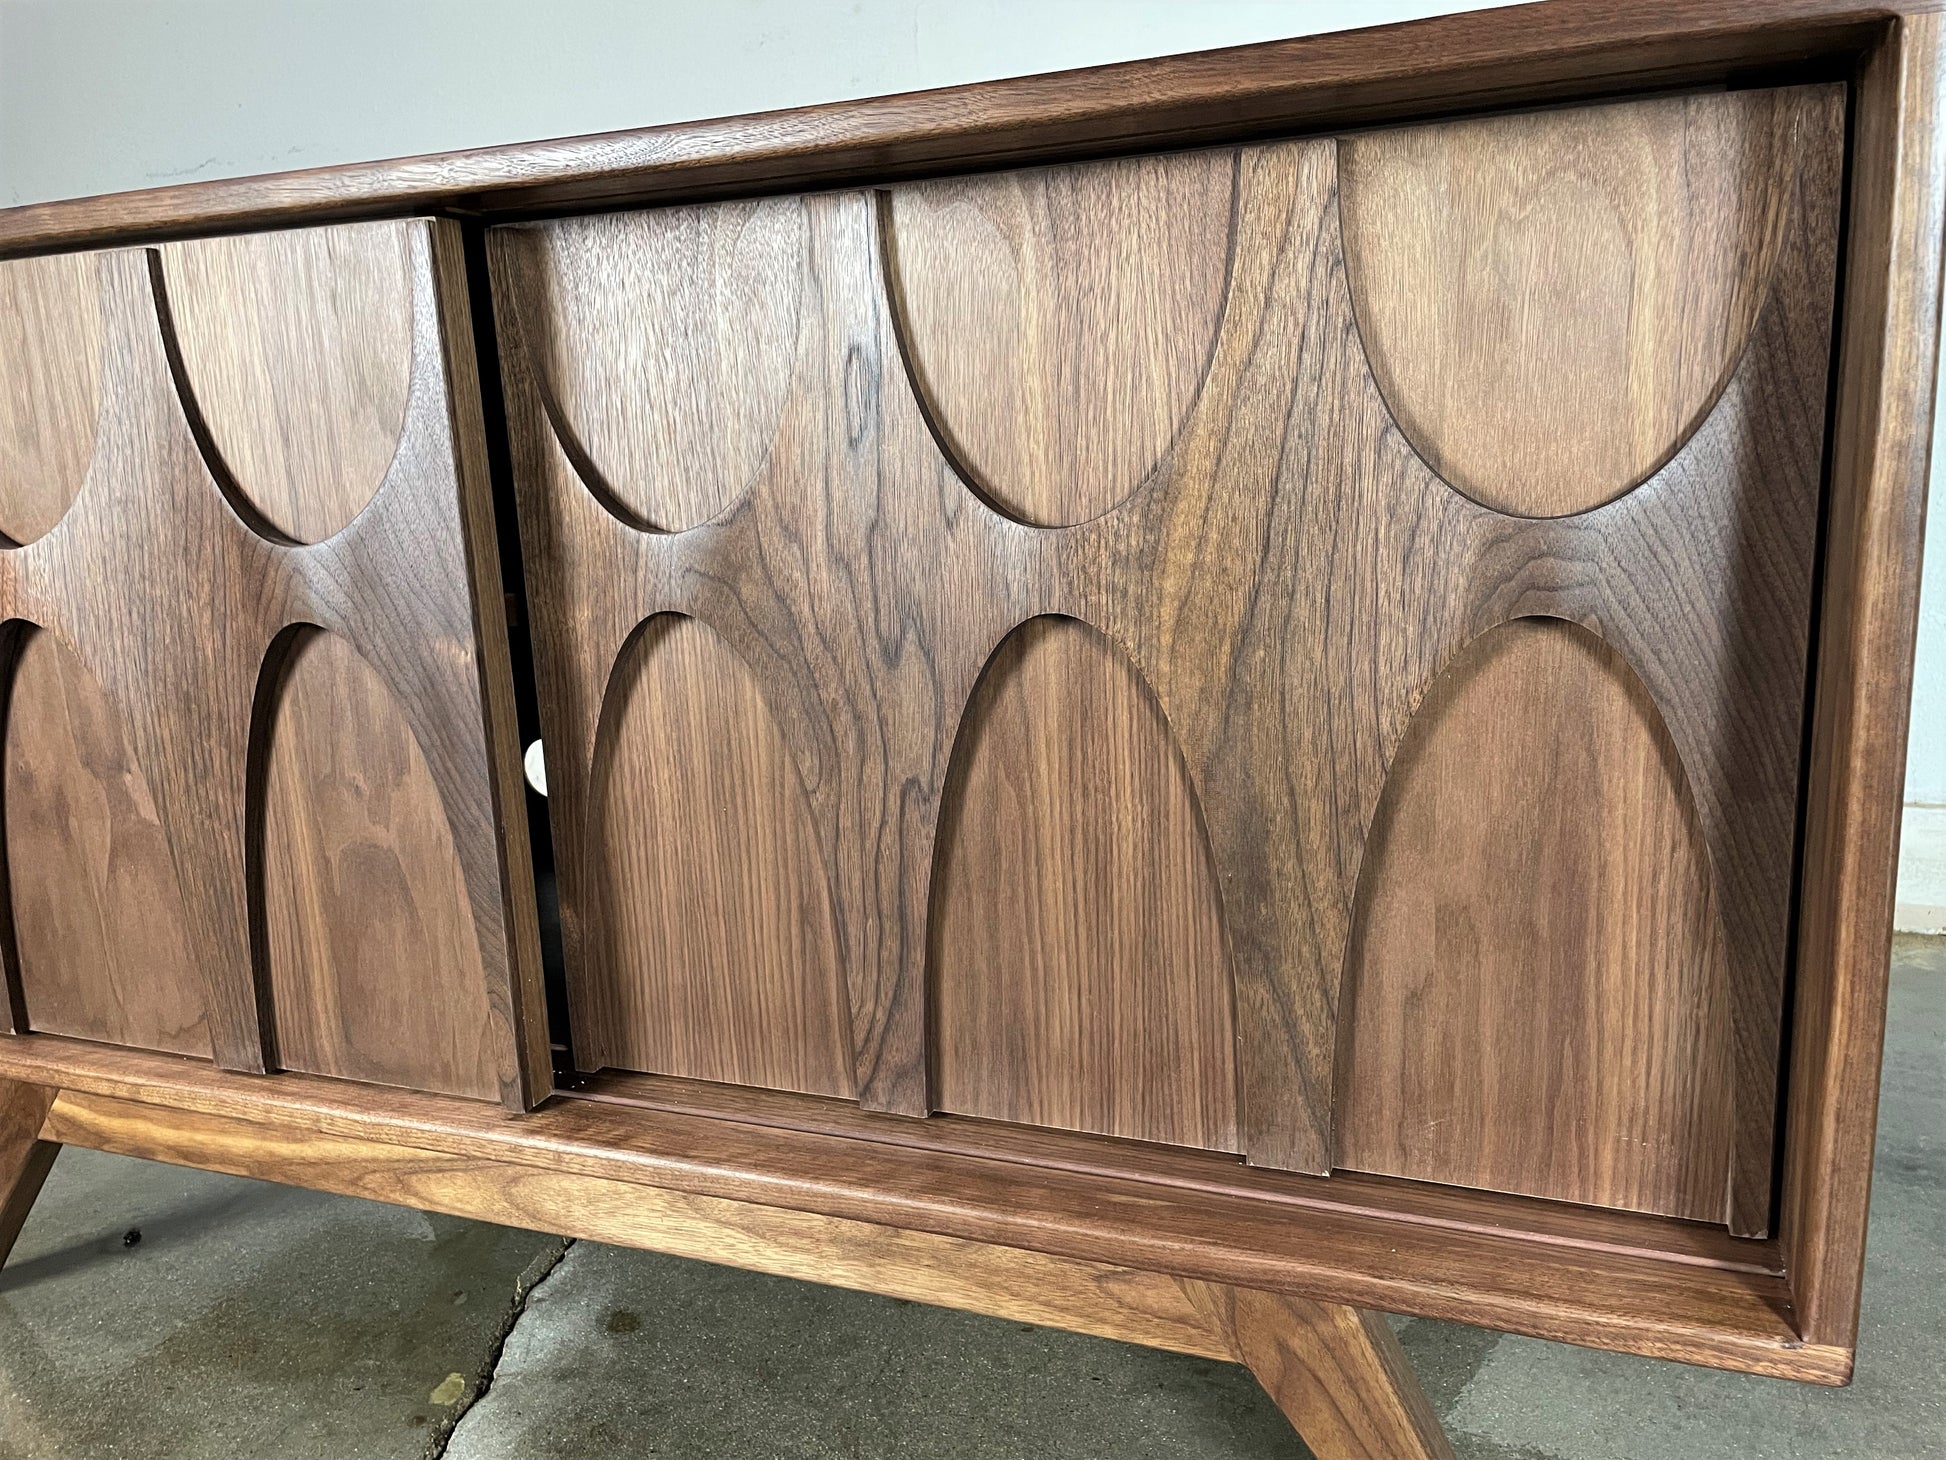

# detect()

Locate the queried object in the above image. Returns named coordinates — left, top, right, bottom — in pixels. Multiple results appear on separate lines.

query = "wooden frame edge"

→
left=0, top=0, right=1922, bottom=257
left=422, top=217, right=556, bottom=1111
left=26, top=1082, right=1473, bottom=1458
left=36, top=1085, right=1235, bottom=1362
left=0, top=1039, right=1850, bottom=1385
left=1785, top=6, right=1946, bottom=1353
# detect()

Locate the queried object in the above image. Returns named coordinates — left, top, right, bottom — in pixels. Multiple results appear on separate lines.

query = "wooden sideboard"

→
left=0, top=3, right=1939, bottom=1455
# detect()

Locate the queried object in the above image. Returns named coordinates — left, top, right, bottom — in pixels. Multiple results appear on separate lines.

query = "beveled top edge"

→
left=0, top=0, right=1920, bottom=258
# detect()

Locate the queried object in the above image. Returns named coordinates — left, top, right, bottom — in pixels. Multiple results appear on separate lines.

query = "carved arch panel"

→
left=0, top=222, right=545, bottom=1109
left=494, top=81, right=1843, bottom=1233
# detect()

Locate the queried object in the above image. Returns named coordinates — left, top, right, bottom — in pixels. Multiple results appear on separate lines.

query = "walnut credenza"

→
left=0, top=3, right=1939, bottom=1455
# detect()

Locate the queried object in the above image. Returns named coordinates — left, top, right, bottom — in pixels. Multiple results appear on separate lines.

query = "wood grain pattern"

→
left=1338, top=619, right=1731, bottom=1221
left=568, top=1068, right=1782, bottom=1280
left=886, top=150, right=1234, bottom=523
left=1182, top=1281, right=1456, bottom=1460
left=932, top=615, right=1236, bottom=1150
left=586, top=614, right=853, bottom=1096
left=5, top=627, right=208, bottom=1056
left=1338, top=88, right=1800, bottom=515
left=515, top=200, right=806, bottom=530
left=158, top=222, right=412, bottom=542
left=262, top=629, right=499, bottom=1099
left=0, top=1, right=1906, bottom=258
left=0, top=1033, right=1836, bottom=1384
left=0, top=1, right=1928, bottom=1389
left=494, top=190, right=995, bottom=1116
left=499, top=83, right=1842, bottom=1221
left=0, top=224, right=546, bottom=1108
left=0, top=1079, right=57, bottom=1269
left=0, top=252, right=101, bottom=544
left=1785, top=9, right=1946, bottom=1351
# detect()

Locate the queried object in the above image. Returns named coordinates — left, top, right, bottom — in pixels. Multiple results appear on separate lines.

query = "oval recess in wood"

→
left=1335, top=617, right=1731, bottom=1223
left=932, top=616, right=1237, bottom=1152
left=0, top=252, right=103, bottom=544
left=886, top=150, right=1235, bottom=526
left=588, top=614, right=853, bottom=1096
left=503, top=199, right=808, bottom=531
left=260, top=629, right=499, bottom=1100
left=158, top=220, right=413, bottom=543
left=5, top=627, right=208, bottom=1056
left=1337, top=86, right=1811, bottom=516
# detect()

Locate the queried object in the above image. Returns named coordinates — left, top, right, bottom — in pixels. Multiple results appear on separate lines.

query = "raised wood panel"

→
left=261, top=629, right=499, bottom=1100
left=157, top=221, right=413, bottom=542
left=498, top=82, right=1841, bottom=1225
left=500, top=199, right=807, bottom=531
left=587, top=614, right=853, bottom=1097
left=934, top=619, right=1237, bottom=1152
left=0, top=252, right=102, bottom=544
left=1336, top=618, right=1733, bottom=1222
left=932, top=616, right=1236, bottom=1151
left=1338, top=87, right=1804, bottom=515
left=0, top=225, right=546, bottom=1106
left=5, top=627, right=208, bottom=1056
left=885, top=150, right=1234, bottom=524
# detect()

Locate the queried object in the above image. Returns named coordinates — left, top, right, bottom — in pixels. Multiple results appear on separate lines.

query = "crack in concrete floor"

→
left=421, top=1237, right=575, bottom=1460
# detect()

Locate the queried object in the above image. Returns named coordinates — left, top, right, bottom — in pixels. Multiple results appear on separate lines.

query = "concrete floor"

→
left=1, top=936, right=1940, bottom=1459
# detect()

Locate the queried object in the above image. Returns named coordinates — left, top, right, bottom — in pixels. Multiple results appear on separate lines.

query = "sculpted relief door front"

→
left=491, top=83, right=1844, bottom=1238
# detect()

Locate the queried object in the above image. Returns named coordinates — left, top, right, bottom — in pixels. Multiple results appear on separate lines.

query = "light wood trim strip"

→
left=0, top=1035, right=1843, bottom=1382
left=563, top=1071, right=1781, bottom=1277
left=41, top=1088, right=1231, bottom=1361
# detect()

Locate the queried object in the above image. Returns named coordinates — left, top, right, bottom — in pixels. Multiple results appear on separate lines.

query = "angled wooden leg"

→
left=1181, top=1280, right=1456, bottom=1460
left=0, top=1079, right=59, bottom=1267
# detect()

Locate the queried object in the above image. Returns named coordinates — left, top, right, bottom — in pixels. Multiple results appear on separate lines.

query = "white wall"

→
left=1, top=0, right=1501, bottom=205
left=1901, top=403, right=1946, bottom=929
left=0, top=0, right=1939, bottom=908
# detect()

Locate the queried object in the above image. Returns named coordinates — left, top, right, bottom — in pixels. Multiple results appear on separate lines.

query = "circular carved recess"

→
left=0, top=252, right=104, bottom=544
left=515, top=199, right=808, bottom=532
left=1336, top=618, right=1730, bottom=1223
left=887, top=150, right=1235, bottom=526
left=261, top=629, right=499, bottom=1100
left=6, top=627, right=208, bottom=1056
left=1339, top=87, right=1811, bottom=517
left=590, top=614, right=854, bottom=1095
left=159, top=221, right=413, bottom=543
left=932, top=616, right=1237, bottom=1152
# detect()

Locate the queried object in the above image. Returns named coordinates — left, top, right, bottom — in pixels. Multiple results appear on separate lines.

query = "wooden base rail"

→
left=0, top=1038, right=1845, bottom=1390
left=0, top=1070, right=1461, bottom=1459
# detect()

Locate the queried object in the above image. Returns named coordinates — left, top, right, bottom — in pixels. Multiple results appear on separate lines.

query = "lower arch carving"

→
left=4, top=622, right=208, bottom=1056
left=583, top=612, right=855, bottom=1098
left=930, top=614, right=1238, bottom=1152
left=1333, top=617, right=1733, bottom=1224
left=256, top=627, right=500, bottom=1100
